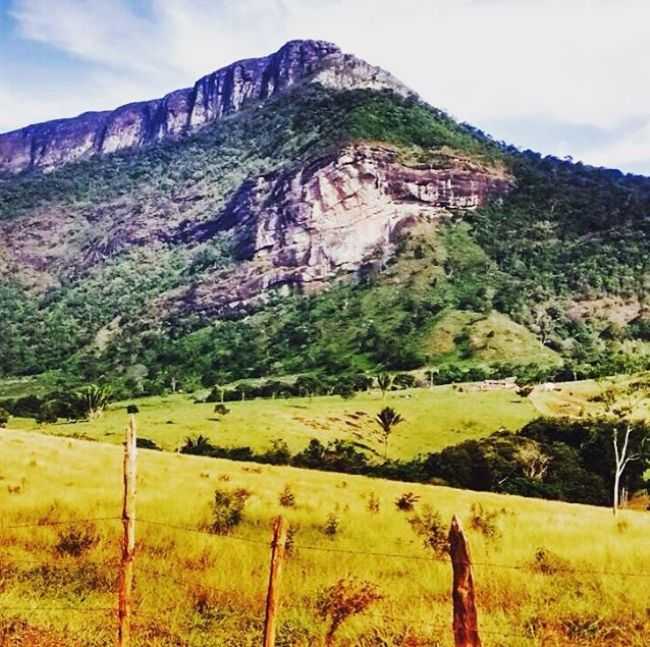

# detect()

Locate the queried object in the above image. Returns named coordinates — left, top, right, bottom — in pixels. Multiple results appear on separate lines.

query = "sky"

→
left=1, top=0, right=650, bottom=174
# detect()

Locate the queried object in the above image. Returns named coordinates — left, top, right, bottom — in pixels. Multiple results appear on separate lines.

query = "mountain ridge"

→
left=0, top=39, right=411, bottom=175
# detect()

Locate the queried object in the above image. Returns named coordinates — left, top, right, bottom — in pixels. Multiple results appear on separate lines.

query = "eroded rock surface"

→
left=170, top=144, right=512, bottom=315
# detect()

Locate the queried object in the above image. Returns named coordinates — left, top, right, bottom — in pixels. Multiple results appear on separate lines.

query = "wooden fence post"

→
left=263, top=516, right=288, bottom=647
left=118, top=415, right=137, bottom=647
left=449, top=515, right=482, bottom=647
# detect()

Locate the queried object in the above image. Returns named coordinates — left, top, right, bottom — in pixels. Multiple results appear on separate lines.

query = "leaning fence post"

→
left=263, top=516, right=288, bottom=647
left=118, top=415, right=137, bottom=647
left=449, top=515, right=482, bottom=647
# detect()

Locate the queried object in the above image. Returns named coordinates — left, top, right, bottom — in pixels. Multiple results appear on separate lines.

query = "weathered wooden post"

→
left=118, top=415, right=137, bottom=647
left=449, top=515, right=482, bottom=647
left=263, top=516, right=288, bottom=647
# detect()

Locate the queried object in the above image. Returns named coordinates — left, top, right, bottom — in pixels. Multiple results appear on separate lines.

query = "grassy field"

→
left=0, top=429, right=649, bottom=646
left=9, top=385, right=539, bottom=459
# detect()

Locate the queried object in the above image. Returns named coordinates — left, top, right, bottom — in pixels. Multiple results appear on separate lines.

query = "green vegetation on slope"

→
left=3, top=84, right=650, bottom=391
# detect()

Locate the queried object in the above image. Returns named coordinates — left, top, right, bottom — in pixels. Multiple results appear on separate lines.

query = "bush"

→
left=262, top=439, right=291, bottom=465
left=467, top=503, right=502, bottom=540
left=126, top=404, right=139, bottom=414
left=408, top=505, right=449, bottom=556
left=530, top=547, right=573, bottom=575
left=367, top=492, right=380, bottom=514
left=316, top=577, right=383, bottom=645
left=0, top=407, right=10, bottom=428
left=322, top=512, right=340, bottom=538
left=35, top=401, right=58, bottom=424
left=180, top=435, right=215, bottom=456
left=211, top=487, right=251, bottom=535
left=55, top=523, right=99, bottom=557
left=333, top=383, right=356, bottom=399
left=395, top=491, right=419, bottom=511
left=213, top=404, right=230, bottom=416
left=136, top=437, right=161, bottom=450
left=279, top=484, right=296, bottom=508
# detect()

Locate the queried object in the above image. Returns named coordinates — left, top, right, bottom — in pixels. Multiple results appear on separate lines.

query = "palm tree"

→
left=180, top=435, right=214, bottom=456
left=77, top=384, right=112, bottom=420
left=376, top=373, right=393, bottom=399
left=375, top=406, right=404, bottom=460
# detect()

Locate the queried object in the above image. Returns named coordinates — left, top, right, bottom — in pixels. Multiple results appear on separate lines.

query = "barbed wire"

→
left=2, top=516, right=120, bottom=530
left=2, top=513, right=650, bottom=594
left=137, top=518, right=266, bottom=545
left=137, top=517, right=650, bottom=580
left=0, top=605, right=115, bottom=613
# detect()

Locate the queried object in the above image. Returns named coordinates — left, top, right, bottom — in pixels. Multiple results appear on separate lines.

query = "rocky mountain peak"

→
left=0, top=39, right=409, bottom=175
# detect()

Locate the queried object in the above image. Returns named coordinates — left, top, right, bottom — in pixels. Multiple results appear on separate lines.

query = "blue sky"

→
left=2, top=0, right=650, bottom=175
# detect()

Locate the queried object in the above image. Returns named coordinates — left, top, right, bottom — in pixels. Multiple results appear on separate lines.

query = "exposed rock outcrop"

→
left=0, top=40, right=411, bottom=175
left=170, top=144, right=512, bottom=315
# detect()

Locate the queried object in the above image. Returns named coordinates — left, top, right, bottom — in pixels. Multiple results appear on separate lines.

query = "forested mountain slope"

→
left=2, top=40, right=650, bottom=393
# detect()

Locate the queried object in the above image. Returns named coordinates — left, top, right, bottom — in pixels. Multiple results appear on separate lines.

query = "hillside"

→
left=1, top=429, right=649, bottom=646
left=7, top=385, right=538, bottom=458
left=2, top=40, right=650, bottom=394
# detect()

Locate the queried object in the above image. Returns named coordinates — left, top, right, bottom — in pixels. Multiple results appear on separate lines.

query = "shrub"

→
left=531, top=547, right=573, bottom=575
left=0, top=407, right=10, bottom=428
left=408, top=505, right=449, bottom=556
left=55, top=523, right=99, bottom=557
left=180, top=435, right=215, bottom=456
left=126, top=404, right=139, bottom=414
left=395, top=491, right=419, bottom=511
left=367, top=492, right=380, bottom=514
left=263, top=439, right=291, bottom=465
left=316, top=577, right=383, bottom=646
left=213, top=404, right=230, bottom=416
left=279, top=484, right=296, bottom=508
left=211, top=487, right=251, bottom=535
left=467, top=503, right=502, bottom=540
left=334, top=383, right=356, bottom=399
left=322, top=512, right=340, bottom=538
left=136, top=437, right=161, bottom=450
left=35, top=401, right=58, bottom=425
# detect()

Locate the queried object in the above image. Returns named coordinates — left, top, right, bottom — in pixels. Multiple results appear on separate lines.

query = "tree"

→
left=375, top=406, right=404, bottom=459
left=393, top=373, right=416, bottom=389
left=611, top=424, right=647, bottom=515
left=594, top=379, right=650, bottom=515
left=376, top=373, right=392, bottom=399
left=180, top=435, right=215, bottom=456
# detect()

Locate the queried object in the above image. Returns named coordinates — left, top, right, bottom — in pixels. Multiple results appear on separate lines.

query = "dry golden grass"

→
left=1, top=429, right=649, bottom=646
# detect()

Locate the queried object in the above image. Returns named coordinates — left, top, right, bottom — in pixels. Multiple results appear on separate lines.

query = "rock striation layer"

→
left=0, top=40, right=410, bottom=175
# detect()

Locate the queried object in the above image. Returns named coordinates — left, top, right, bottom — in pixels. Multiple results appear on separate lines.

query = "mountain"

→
left=2, top=39, right=650, bottom=393
left=0, top=40, right=408, bottom=175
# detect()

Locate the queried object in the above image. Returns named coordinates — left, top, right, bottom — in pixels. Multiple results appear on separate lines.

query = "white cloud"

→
left=4, top=0, right=650, bottom=173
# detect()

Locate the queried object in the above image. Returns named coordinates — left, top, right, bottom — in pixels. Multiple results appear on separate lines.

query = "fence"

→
left=2, top=416, right=650, bottom=646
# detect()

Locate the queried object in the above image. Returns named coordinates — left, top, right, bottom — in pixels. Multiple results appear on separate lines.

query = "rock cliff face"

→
left=171, top=144, right=512, bottom=314
left=0, top=40, right=410, bottom=175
